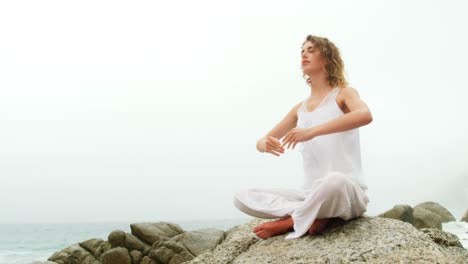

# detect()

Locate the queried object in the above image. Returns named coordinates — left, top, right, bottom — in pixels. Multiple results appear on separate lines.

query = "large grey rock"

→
left=414, top=206, right=443, bottom=229
left=129, top=249, right=144, bottom=264
left=130, top=222, right=184, bottom=245
left=185, top=215, right=468, bottom=263
left=461, top=209, right=468, bottom=222
left=79, top=238, right=111, bottom=261
left=47, top=243, right=100, bottom=264
left=146, top=227, right=226, bottom=264
left=414, top=201, right=457, bottom=223
left=140, top=256, right=159, bottom=264
left=108, top=230, right=152, bottom=254
left=149, top=240, right=195, bottom=264
left=108, top=230, right=126, bottom=248
left=169, top=228, right=225, bottom=256
left=378, top=204, right=414, bottom=224
left=101, top=247, right=131, bottom=264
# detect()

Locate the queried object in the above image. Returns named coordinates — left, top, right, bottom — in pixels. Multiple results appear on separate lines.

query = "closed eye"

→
left=301, top=47, right=315, bottom=55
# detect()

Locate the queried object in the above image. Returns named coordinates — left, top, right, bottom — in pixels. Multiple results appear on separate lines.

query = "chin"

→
left=302, top=70, right=313, bottom=76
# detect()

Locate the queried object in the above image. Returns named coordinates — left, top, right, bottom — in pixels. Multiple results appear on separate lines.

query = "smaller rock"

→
left=414, top=201, right=456, bottom=223
left=169, top=228, right=225, bottom=256
left=150, top=240, right=195, bottom=264
left=79, top=238, right=111, bottom=260
left=377, top=204, right=414, bottom=224
left=108, top=230, right=126, bottom=248
left=130, top=250, right=144, bottom=264
left=461, top=209, right=468, bottom=223
left=47, top=243, right=98, bottom=264
left=413, top=206, right=442, bottom=229
left=140, top=256, right=158, bottom=264
left=101, top=247, right=132, bottom=264
left=130, top=222, right=184, bottom=245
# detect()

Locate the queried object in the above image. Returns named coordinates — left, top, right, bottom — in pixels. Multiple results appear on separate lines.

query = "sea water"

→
left=442, top=221, right=468, bottom=248
left=1, top=218, right=467, bottom=264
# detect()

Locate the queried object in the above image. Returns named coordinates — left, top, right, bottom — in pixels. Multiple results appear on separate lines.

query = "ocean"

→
left=0, top=218, right=467, bottom=264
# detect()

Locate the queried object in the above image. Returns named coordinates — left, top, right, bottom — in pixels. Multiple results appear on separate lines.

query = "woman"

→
left=233, top=35, right=372, bottom=240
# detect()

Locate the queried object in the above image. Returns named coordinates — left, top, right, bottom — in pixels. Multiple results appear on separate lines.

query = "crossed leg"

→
left=238, top=173, right=366, bottom=240
left=252, top=215, right=336, bottom=239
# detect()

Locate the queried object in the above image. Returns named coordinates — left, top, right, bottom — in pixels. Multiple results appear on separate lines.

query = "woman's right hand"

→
left=262, top=136, right=285, bottom=156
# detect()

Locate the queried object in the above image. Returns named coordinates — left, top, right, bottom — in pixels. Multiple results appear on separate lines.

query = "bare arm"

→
left=313, top=87, right=373, bottom=137
left=256, top=102, right=303, bottom=153
left=281, top=87, right=373, bottom=149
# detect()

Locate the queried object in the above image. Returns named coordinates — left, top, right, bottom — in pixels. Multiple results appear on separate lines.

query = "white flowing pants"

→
left=233, top=171, right=370, bottom=240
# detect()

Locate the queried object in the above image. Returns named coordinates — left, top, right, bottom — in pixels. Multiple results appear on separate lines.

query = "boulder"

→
left=101, top=247, right=131, bottom=264
left=130, top=222, right=184, bottom=245
left=377, top=204, right=414, bottom=224
left=140, top=256, right=159, bottom=264
left=79, top=238, right=111, bottom=261
left=130, top=249, right=144, bottom=264
left=185, top=215, right=468, bottom=263
left=414, top=201, right=456, bottom=223
left=461, top=209, right=468, bottom=223
left=169, top=228, right=225, bottom=256
left=413, top=206, right=443, bottom=229
left=47, top=243, right=100, bottom=264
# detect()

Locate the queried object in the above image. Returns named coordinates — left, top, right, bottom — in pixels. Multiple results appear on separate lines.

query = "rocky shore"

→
left=38, top=201, right=468, bottom=264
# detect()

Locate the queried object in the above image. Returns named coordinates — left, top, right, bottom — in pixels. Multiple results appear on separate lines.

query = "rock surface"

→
left=186, top=215, right=468, bottom=264
left=45, top=204, right=468, bottom=264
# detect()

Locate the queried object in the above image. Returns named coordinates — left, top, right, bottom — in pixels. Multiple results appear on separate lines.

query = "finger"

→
left=281, top=133, right=291, bottom=148
left=273, top=138, right=285, bottom=151
left=280, top=138, right=288, bottom=148
left=285, top=131, right=297, bottom=148
left=283, top=135, right=293, bottom=149
left=287, top=137, right=296, bottom=149
left=284, top=136, right=292, bottom=149
left=266, top=140, right=283, bottom=152
left=265, top=145, right=281, bottom=156
left=292, top=141, right=297, bottom=149
left=270, top=144, right=284, bottom=153
left=265, top=146, right=276, bottom=156
left=267, top=148, right=281, bottom=156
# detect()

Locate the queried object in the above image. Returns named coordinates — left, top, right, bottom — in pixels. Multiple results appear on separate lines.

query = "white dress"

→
left=233, top=86, right=370, bottom=240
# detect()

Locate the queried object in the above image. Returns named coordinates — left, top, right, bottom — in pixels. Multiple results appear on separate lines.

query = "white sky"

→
left=0, top=0, right=467, bottom=224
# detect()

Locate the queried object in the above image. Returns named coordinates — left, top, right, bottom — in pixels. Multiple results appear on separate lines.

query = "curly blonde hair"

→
left=302, top=35, right=349, bottom=88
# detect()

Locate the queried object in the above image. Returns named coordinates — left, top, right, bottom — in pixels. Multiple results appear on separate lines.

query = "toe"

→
left=258, top=231, right=268, bottom=239
left=253, top=226, right=260, bottom=232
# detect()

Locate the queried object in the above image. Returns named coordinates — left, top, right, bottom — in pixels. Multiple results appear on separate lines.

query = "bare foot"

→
left=252, top=216, right=294, bottom=239
left=308, top=217, right=334, bottom=236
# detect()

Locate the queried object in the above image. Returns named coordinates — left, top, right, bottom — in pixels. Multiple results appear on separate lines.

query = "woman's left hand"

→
left=281, top=127, right=317, bottom=149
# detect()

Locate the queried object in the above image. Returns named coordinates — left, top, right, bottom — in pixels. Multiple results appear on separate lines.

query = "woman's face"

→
left=301, top=41, right=325, bottom=76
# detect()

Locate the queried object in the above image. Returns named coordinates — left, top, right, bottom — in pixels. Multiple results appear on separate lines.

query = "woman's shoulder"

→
left=336, top=85, right=360, bottom=113
left=293, top=97, right=307, bottom=114
left=339, top=85, right=360, bottom=96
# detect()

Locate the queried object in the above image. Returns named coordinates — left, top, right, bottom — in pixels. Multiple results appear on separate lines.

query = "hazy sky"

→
left=1, top=0, right=467, bottom=224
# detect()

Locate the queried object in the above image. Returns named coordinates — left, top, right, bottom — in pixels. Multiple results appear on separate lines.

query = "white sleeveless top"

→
left=296, top=86, right=369, bottom=191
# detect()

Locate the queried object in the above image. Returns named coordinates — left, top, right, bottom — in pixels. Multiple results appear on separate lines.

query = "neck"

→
left=308, top=74, right=333, bottom=96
